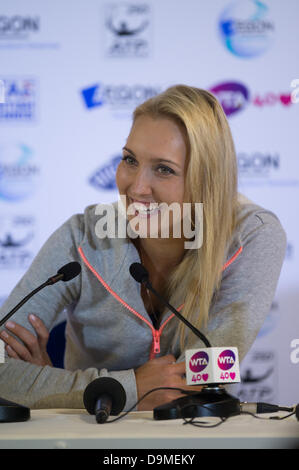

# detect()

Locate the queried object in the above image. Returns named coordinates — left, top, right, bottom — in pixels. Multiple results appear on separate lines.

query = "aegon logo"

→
left=218, top=0, right=275, bottom=58
left=81, top=83, right=161, bottom=110
left=189, top=351, right=209, bottom=373
left=89, top=155, right=122, bottom=190
left=237, top=152, right=280, bottom=176
left=217, top=350, right=235, bottom=370
left=0, top=16, right=40, bottom=37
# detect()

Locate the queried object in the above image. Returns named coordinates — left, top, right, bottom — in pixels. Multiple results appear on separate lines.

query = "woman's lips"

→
left=128, top=198, right=160, bottom=218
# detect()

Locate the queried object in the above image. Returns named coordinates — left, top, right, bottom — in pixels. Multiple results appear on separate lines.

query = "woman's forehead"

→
left=127, top=115, right=188, bottom=162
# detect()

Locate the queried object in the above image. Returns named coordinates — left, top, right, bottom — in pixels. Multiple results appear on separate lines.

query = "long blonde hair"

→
left=133, top=85, right=240, bottom=351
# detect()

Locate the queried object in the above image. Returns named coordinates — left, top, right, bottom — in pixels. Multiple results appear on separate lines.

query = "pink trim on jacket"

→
left=78, top=244, right=242, bottom=359
left=222, top=246, right=243, bottom=271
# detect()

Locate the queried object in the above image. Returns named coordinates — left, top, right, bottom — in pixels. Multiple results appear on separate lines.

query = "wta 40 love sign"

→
left=185, top=347, right=240, bottom=385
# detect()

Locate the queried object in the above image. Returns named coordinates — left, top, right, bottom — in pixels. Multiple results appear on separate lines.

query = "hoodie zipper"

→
left=78, top=244, right=243, bottom=359
left=78, top=246, right=175, bottom=358
left=152, top=329, right=160, bottom=354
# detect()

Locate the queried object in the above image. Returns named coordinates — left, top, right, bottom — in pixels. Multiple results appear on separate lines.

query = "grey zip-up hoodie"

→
left=0, top=196, right=286, bottom=411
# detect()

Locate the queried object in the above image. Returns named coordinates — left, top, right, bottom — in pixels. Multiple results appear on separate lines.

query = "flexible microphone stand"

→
left=129, top=262, right=241, bottom=420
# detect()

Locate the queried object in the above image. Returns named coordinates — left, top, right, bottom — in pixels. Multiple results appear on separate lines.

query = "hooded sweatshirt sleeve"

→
left=0, top=212, right=138, bottom=411
left=176, top=206, right=287, bottom=363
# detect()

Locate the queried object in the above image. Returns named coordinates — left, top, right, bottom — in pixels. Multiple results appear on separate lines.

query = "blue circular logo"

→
left=219, top=0, right=275, bottom=58
left=0, top=142, right=39, bottom=201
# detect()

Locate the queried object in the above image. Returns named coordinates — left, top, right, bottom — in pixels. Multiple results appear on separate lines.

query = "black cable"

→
left=256, top=402, right=293, bottom=414
left=239, top=410, right=278, bottom=421
left=269, top=411, right=296, bottom=420
left=240, top=410, right=296, bottom=423
left=183, top=408, right=296, bottom=428
left=183, top=417, right=227, bottom=428
left=182, top=410, right=227, bottom=428
left=104, top=388, right=297, bottom=426
left=106, top=386, right=197, bottom=423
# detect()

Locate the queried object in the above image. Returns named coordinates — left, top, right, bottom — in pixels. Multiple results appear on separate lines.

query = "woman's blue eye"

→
left=157, top=165, right=174, bottom=175
left=122, top=155, right=175, bottom=175
left=122, top=155, right=136, bottom=165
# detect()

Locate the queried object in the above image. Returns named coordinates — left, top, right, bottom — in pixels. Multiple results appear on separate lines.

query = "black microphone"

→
left=0, top=262, right=81, bottom=328
left=46, top=261, right=82, bottom=285
left=129, top=262, right=211, bottom=348
left=83, top=377, right=127, bottom=423
left=129, top=262, right=242, bottom=421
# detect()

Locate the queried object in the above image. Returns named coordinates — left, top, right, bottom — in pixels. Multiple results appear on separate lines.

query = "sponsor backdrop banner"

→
left=0, top=0, right=298, bottom=406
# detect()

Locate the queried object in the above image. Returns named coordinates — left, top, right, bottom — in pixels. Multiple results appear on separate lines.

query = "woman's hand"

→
left=0, top=314, right=52, bottom=367
left=135, top=354, right=202, bottom=411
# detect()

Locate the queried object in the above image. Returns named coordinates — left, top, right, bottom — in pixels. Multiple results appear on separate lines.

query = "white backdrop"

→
left=0, top=0, right=298, bottom=406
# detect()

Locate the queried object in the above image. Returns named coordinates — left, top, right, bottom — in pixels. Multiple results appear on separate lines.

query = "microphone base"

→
left=153, top=385, right=240, bottom=420
left=0, top=397, right=30, bottom=423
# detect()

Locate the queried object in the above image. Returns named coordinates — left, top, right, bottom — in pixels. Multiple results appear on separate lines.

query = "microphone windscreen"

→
left=83, top=377, right=127, bottom=416
left=57, top=262, right=81, bottom=282
left=129, top=262, right=149, bottom=284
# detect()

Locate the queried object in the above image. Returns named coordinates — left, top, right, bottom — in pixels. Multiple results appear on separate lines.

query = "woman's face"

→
left=116, top=114, right=188, bottom=238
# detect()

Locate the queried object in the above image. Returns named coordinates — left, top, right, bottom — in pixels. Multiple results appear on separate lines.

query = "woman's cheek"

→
left=115, top=165, right=126, bottom=192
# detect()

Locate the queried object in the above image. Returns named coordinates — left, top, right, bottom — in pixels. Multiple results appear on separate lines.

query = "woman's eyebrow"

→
left=122, top=146, right=182, bottom=169
left=122, top=146, right=136, bottom=156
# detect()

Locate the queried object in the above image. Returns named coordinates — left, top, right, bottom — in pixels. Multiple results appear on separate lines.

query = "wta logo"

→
left=217, top=349, right=235, bottom=370
left=189, top=351, right=209, bottom=372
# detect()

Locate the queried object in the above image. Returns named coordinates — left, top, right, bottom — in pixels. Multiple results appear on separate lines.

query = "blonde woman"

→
left=0, top=85, right=286, bottom=411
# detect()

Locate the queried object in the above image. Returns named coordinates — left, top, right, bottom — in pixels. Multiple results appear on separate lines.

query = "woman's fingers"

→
left=0, top=315, right=51, bottom=365
left=28, top=314, right=50, bottom=348
left=135, top=354, right=203, bottom=410
left=0, top=325, right=33, bottom=361
left=5, top=344, right=20, bottom=359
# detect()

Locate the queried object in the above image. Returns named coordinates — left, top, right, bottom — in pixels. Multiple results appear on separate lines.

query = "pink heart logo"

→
left=230, top=372, right=236, bottom=380
left=202, top=374, right=209, bottom=382
left=280, top=94, right=292, bottom=106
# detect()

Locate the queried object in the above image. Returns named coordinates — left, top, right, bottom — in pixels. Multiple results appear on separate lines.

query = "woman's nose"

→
left=129, top=167, right=152, bottom=196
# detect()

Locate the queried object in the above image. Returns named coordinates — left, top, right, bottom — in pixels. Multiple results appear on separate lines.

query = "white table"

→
left=0, top=409, right=298, bottom=449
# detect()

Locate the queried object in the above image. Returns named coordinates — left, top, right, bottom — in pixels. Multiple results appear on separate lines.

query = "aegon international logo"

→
left=237, top=152, right=280, bottom=177
left=103, top=3, right=152, bottom=57
left=218, top=0, right=275, bottom=58
left=89, top=155, right=122, bottom=190
left=0, top=78, right=37, bottom=123
left=0, top=142, right=40, bottom=201
left=189, top=351, right=209, bottom=373
left=0, top=15, right=59, bottom=50
left=217, top=350, right=235, bottom=371
left=81, top=82, right=161, bottom=111
left=0, top=15, right=39, bottom=39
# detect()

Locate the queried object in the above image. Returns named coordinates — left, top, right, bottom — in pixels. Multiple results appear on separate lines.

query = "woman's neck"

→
left=136, top=237, right=186, bottom=275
